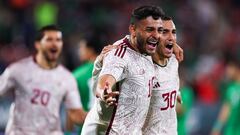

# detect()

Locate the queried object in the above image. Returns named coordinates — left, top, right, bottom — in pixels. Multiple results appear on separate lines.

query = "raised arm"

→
left=95, top=75, right=119, bottom=106
left=94, top=46, right=126, bottom=106
left=173, top=43, right=184, bottom=62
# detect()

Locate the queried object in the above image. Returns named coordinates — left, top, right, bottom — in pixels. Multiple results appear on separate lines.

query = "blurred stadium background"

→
left=0, top=0, right=240, bottom=135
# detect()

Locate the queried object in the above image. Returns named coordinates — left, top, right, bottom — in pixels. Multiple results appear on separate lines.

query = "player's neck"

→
left=153, top=53, right=168, bottom=66
left=35, top=53, right=58, bottom=69
left=129, top=36, right=140, bottom=52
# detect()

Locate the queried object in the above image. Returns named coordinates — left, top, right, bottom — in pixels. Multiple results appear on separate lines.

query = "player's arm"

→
left=65, top=109, right=87, bottom=132
left=67, top=108, right=87, bottom=124
left=64, top=76, right=88, bottom=125
left=92, top=45, right=118, bottom=76
left=176, top=92, right=185, bottom=115
left=0, top=68, right=15, bottom=96
left=211, top=102, right=230, bottom=135
left=95, top=47, right=126, bottom=106
left=95, top=75, right=119, bottom=106
left=173, top=43, right=184, bottom=62
left=65, top=113, right=74, bottom=132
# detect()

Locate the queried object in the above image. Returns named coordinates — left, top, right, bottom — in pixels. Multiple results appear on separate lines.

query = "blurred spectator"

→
left=67, top=36, right=103, bottom=134
left=177, top=76, right=195, bottom=135
left=211, top=54, right=240, bottom=135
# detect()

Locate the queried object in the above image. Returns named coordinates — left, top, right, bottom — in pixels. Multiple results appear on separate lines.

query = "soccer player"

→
left=211, top=56, right=240, bottom=135
left=73, top=37, right=101, bottom=112
left=176, top=78, right=194, bottom=135
left=68, top=36, right=104, bottom=134
left=89, top=17, right=184, bottom=135
left=0, top=25, right=87, bottom=135
left=81, top=5, right=164, bottom=135
left=142, top=15, right=180, bottom=135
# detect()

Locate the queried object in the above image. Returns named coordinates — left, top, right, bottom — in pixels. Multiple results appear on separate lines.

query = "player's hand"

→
left=177, top=95, right=182, bottom=104
left=173, top=43, right=184, bottom=62
left=98, top=45, right=118, bottom=64
left=99, top=82, right=119, bottom=106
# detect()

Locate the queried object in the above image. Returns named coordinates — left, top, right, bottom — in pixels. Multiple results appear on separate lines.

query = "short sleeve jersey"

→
left=143, top=55, right=179, bottom=135
left=0, top=57, right=81, bottom=135
left=81, top=35, right=155, bottom=135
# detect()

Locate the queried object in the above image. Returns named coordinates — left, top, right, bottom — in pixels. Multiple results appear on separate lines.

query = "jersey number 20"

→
left=31, top=89, right=51, bottom=106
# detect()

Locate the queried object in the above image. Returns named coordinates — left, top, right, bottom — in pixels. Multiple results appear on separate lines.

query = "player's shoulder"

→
left=112, top=43, right=128, bottom=59
left=109, top=35, right=132, bottom=59
left=58, top=65, right=72, bottom=76
left=58, top=65, right=76, bottom=81
left=169, top=55, right=179, bottom=66
left=8, top=56, right=32, bottom=70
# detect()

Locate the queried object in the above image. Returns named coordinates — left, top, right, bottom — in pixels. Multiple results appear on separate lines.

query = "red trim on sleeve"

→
left=105, top=83, right=120, bottom=135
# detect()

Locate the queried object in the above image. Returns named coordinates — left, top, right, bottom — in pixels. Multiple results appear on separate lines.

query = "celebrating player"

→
left=90, top=15, right=183, bottom=135
left=142, top=15, right=180, bottom=135
left=0, top=25, right=87, bottom=135
left=81, top=5, right=164, bottom=135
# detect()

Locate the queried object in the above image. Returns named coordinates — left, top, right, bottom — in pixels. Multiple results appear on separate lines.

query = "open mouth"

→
left=50, top=48, right=58, bottom=54
left=147, top=40, right=158, bottom=48
left=165, top=43, right=173, bottom=50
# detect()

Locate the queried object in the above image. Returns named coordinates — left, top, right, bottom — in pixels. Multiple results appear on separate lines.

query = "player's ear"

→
left=35, top=41, right=41, bottom=50
left=129, top=24, right=136, bottom=38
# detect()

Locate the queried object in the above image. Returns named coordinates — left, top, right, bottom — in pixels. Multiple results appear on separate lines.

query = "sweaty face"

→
left=38, top=31, right=63, bottom=62
left=157, top=20, right=176, bottom=58
left=135, top=16, right=163, bottom=55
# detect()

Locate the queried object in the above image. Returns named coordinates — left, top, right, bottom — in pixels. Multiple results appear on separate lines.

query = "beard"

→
left=42, top=50, right=60, bottom=63
left=136, top=33, right=148, bottom=55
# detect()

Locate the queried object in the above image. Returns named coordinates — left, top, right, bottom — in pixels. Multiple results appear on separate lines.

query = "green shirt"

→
left=73, top=62, right=94, bottom=111
left=177, top=86, right=194, bottom=135
left=224, top=81, right=240, bottom=135
left=72, top=62, right=94, bottom=135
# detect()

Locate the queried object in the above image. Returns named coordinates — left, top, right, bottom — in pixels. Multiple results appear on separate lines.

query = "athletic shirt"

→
left=81, top=35, right=155, bottom=135
left=72, top=62, right=95, bottom=134
left=142, top=55, right=179, bottom=135
left=73, top=62, right=95, bottom=111
left=177, top=86, right=194, bottom=135
left=0, top=57, right=82, bottom=135
left=224, top=81, right=240, bottom=135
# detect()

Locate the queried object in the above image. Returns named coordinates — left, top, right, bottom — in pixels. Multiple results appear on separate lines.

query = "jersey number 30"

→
left=160, top=90, right=177, bottom=110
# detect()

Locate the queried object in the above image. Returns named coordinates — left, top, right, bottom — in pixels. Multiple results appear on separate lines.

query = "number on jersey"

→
left=160, top=90, right=177, bottom=110
left=31, top=89, right=51, bottom=106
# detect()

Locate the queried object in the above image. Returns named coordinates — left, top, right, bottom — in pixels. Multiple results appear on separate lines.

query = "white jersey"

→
left=142, top=55, right=179, bottom=135
left=0, top=57, right=82, bottom=135
left=82, top=36, right=155, bottom=135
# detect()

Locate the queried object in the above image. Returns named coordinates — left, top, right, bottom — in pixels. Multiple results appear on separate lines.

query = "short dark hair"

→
left=130, top=5, right=165, bottom=25
left=224, top=51, right=240, bottom=68
left=35, top=25, right=61, bottom=42
left=161, top=15, right=172, bottom=21
left=84, top=35, right=103, bottom=54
